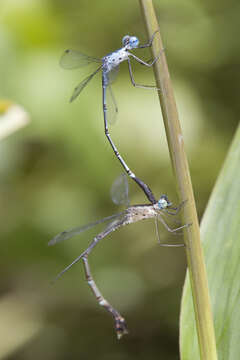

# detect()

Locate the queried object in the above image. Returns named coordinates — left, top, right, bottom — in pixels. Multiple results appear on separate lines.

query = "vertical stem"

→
left=138, top=1, right=218, bottom=359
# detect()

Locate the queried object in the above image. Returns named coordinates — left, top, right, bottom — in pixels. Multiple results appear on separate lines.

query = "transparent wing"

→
left=51, top=210, right=128, bottom=282
left=106, top=84, right=118, bottom=125
left=110, top=173, right=130, bottom=207
left=105, top=66, right=119, bottom=124
left=155, top=217, right=161, bottom=243
left=103, top=211, right=127, bottom=232
left=70, top=65, right=102, bottom=102
left=49, top=212, right=124, bottom=246
left=107, top=65, right=119, bottom=84
left=60, top=49, right=101, bottom=69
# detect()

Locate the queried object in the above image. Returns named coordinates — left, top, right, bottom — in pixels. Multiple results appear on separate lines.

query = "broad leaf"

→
left=180, top=123, right=240, bottom=359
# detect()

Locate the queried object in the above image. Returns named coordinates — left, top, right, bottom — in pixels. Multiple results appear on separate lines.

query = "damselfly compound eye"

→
left=158, top=195, right=170, bottom=209
left=122, top=35, right=130, bottom=46
left=129, top=36, right=139, bottom=48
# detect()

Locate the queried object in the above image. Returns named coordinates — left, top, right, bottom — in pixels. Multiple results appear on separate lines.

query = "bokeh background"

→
left=0, top=0, right=239, bottom=359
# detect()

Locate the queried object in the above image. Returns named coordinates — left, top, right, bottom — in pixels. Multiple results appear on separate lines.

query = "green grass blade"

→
left=180, top=122, right=240, bottom=359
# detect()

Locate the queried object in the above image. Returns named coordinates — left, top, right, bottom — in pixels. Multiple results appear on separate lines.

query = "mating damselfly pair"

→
left=52, top=31, right=189, bottom=338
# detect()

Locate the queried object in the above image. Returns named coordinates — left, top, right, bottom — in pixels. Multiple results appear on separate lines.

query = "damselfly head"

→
left=122, top=35, right=139, bottom=49
left=158, top=195, right=171, bottom=209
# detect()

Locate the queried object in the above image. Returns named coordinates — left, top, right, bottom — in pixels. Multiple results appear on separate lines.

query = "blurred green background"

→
left=0, top=0, right=239, bottom=359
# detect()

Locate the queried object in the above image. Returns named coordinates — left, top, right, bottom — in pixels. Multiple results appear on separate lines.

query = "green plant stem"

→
left=138, top=1, right=218, bottom=359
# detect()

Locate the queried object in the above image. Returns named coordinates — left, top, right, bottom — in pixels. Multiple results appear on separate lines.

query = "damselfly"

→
left=60, top=31, right=162, bottom=204
left=49, top=175, right=188, bottom=338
